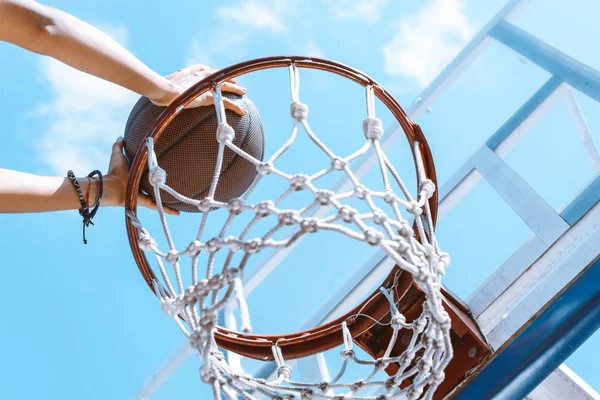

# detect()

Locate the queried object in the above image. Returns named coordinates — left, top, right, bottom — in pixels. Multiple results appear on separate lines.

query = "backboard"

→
left=129, top=1, right=600, bottom=398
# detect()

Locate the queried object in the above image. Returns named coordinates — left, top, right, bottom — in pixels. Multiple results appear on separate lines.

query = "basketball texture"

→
left=124, top=93, right=264, bottom=212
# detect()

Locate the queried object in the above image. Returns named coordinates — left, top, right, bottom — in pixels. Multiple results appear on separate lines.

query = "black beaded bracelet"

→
left=67, top=170, right=104, bottom=244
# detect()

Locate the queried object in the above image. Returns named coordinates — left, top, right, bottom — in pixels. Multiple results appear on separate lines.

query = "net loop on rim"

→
left=128, top=59, right=452, bottom=399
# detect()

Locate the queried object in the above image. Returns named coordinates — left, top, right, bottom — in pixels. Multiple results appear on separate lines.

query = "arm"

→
left=0, top=138, right=178, bottom=214
left=0, top=0, right=177, bottom=105
left=0, top=0, right=248, bottom=111
left=0, top=169, right=120, bottom=212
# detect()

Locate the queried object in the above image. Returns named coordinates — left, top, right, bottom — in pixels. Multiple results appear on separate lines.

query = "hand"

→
left=104, top=137, right=179, bottom=215
left=150, top=64, right=248, bottom=115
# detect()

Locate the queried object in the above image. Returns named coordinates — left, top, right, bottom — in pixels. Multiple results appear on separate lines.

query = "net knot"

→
left=200, top=314, right=218, bottom=329
left=354, top=185, right=368, bottom=199
left=341, top=349, right=355, bottom=360
left=439, top=311, right=452, bottom=329
left=290, top=174, right=309, bottom=191
left=186, top=240, right=202, bottom=256
left=363, top=117, right=384, bottom=140
left=225, top=268, right=242, bottom=282
left=390, top=313, right=407, bottom=328
left=385, top=377, right=398, bottom=389
left=433, top=371, right=445, bottom=384
left=148, top=166, right=167, bottom=187
left=206, top=237, right=221, bottom=252
left=208, top=275, right=224, bottom=291
left=290, top=101, right=309, bottom=121
left=197, top=197, right=214, bottom=213
left=399, top=223, right=414, bottom=238
left=278, top=210, right=300, bottom=226
left=184, top=286, right=197, bottom=304
left=300, top=218, right=319, bottom=233
left=255, top=200, right=274, bottom=217
left=407, top=386, right=424, bottom=400
left=194, top=279, right=210, bottom=298
left=300, top=389, right=314, bottom=399
left=438, top=252, right=451, bottom=272
left=189, top=330, right=204, bottom=350
left=364, top=228, right=383, bottom=245
left=331, top=157, right=347, bottom=170
left=217, top=122, right=235, bottom=143
left=399, top=353, right=412, bottom=366
left=407, top=200, right=423, bottom=215
left=224, top=236, right=242, bottom=252
left=373, top=210, right=388, bottom=225
left=419, top=359, right=433, bottom=373
left=227, top=198, right=245, bottom=215
left=339, top=206, right=357, bottom=223
left=244, top=238, right=263, bottom=254
left=138, top=233, right=157, bottom=252
left=257, top=161, right=274, bottom=176
left=161, top=296, right=185, bottom=316
left=315, top=190, right=335, bottom=205
left=419, top=179, right=436, bottom=199
left=351, top=379, right=366, bottom=391
left=277, top=364, right=292, bottom=380
left=384, top=190, right=396, bottom=204
left=200, top=366, right=216, bottom=384
left=165, top=250, right=179, bottom=265
left=394, top=238, right=410, bottom=254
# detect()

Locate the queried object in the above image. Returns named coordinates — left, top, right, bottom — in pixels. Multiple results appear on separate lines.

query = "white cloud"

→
left=304, top=40, right=325, bottom=58
left=32, top=24, right=137, bottom=175
left=323, top=0, right=389, bottom=23
left=185, top=32, right=247, bottom=68
left=383, top=0, right=473, bottom=87
left=217, top=1, right=285, bottom=33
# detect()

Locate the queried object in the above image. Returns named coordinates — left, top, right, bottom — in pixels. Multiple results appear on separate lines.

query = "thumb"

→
left=108, top=136, right=125, bottom=171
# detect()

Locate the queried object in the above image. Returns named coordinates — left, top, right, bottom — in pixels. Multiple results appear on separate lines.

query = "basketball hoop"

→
left=124, top=56, right=487, bottom=400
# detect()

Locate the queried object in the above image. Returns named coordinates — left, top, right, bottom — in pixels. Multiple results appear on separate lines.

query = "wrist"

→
left=101, top=175, right=125, bottom=207
left=148, top=78, right=180, bottom=106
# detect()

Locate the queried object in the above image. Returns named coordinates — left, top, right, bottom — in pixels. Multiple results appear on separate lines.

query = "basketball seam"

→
left=156, top=112, right=217, bottom=160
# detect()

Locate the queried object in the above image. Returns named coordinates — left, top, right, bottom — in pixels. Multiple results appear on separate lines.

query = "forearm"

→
left=0, top=0, right=177, bottom=103
left=0, top=169, right=122, bottom=213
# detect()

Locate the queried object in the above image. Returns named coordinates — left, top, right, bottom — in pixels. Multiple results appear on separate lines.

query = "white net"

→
left=127, top=64, right=453, bottom=400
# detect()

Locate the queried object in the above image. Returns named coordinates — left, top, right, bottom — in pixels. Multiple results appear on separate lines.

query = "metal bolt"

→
left=468, top=347, right=478, bottom=358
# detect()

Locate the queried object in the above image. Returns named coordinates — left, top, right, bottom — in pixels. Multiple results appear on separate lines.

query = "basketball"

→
left=123, top=93, right=264, bottom=212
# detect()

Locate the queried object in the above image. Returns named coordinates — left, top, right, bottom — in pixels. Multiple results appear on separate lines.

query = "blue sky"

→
left=0, top=0, right=599, bottom=398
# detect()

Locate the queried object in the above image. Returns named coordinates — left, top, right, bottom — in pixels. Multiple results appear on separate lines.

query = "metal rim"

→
left=125, top=55, right=438, bottom=360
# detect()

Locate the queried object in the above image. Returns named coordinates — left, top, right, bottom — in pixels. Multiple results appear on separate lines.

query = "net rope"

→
left=128, top=64, right=453, bottom=400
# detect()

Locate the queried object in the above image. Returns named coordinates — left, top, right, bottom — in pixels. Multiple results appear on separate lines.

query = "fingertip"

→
left=113, top=137, right=125, bottom=151
left=166, top=207, right=180, bottom=216
left=235, top=108, right=247, bottom=116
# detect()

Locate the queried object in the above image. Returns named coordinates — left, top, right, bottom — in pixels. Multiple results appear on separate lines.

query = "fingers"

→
left=223, top=98, right=247, bottom=116
left=185, top=64, right=210, bottom=72
left=220, top=82, right=247, bottom=96
left=138, top=193, right=180, bottom=215
left=191, top=94, right=246, bottom=115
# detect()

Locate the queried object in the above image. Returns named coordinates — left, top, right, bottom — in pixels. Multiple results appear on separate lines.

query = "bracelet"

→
left=67, top=170, right=104, bottom=244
